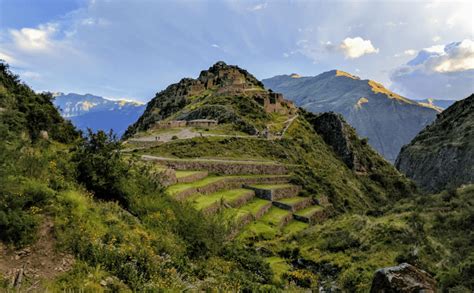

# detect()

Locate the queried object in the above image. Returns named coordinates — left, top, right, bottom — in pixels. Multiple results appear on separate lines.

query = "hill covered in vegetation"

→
left=396, top=94, right=474, bottom=193
left=1, top=61, right=472, bottom=291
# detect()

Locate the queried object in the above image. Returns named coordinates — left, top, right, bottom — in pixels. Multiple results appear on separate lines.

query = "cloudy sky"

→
left=0, top=0, right=473, bottom=101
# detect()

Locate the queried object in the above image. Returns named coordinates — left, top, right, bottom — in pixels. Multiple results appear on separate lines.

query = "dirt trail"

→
left=0, top=218, right=74, bottom=290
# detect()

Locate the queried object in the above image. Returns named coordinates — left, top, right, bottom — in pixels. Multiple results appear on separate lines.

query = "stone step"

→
left=243, top=184, right=301, bottom=201
left=293, top=205, right=329, bottom=224
left=142, top=155, right=289, bottom=175
left=282, top=220, right=310, bottom=235
left=259, top=206, right=293, bottom=228
left=224, top=198, right=273, bottom=232
left=167, top=175, right=291, bottom=201
left=190, top=188, right=255, bottom=215
left=272, top=196, right=313, bottom=212
left=175, top=170, right=209, bottom=183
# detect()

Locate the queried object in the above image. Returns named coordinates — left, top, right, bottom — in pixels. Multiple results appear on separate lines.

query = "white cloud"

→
left=10, top=24, right=57, bottom=52
left=432, top=35, right=441, bottom=42
left=404, top=49, right=417, bottom=56
left=427, top=39, right=474, bottom=73
left=249, top=2, right=267, bottom=11
left=391, top=39, right=474, bottom=100
left=211, top=44, right=220, bottom=48
left=0, top=51, right=19, bottom=64
left=339, top=37, right=379, bottom=59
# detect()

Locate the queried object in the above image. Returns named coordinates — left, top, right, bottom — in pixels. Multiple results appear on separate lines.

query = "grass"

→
left=175, top=170, right=207, bottom=179
left=239, top=198, right=271, bottom=216
left=265, top=256, right=291, bottom=282
left=248, top=183, right=293, bottom=190
left=260, top=207, right=291, bottom=227
left=239, top=221, right=278, bottom=240
left=166, top=174, right=289, bottom=196
left=190, top=189, right=253, bottom=210
left=294, top=205, right=323, bottom=218
left=282, top=220, right=309, bottom=234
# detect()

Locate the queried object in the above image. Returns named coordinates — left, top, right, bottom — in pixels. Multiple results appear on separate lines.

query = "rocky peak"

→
left=197, top=61, right=264, bottom=90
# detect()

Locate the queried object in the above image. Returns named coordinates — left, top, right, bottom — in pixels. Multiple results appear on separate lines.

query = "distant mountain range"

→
left=53, top=93, right=145, bottom=136
left=263, top=71, right=439, bottom=162
left=414, top=98, right=456, bottom=111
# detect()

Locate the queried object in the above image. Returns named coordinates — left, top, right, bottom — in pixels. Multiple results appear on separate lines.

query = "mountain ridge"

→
left=53, top=92, right=145, bottom=135
left=262, top=70, right=439, bottom=162
left=396, top=94, right=474, bottom=193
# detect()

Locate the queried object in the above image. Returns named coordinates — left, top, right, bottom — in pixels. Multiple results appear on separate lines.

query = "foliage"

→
left=72, top=129, right=131, bottom=205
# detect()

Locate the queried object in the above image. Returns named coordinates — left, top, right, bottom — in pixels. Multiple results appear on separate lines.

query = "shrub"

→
left=0, top=179, right=54, bottom=246
left=73, top=130, right=130, bottom=206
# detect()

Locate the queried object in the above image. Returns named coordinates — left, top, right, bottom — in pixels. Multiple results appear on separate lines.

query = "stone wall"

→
left=145, top=157, right=289, bottom=175
left=272, top=197, right=312, bottom=212
left=173, top=176, right=290, bottom=200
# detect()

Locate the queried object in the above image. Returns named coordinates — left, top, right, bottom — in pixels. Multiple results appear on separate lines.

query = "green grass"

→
left=260, top=207, right=291, bottom=227
left=247, top=183, right=293, bottom=190
left=190, top=189, right=253, bottom=210
left=239, top=198, right=271, bottom=216
left=294, top=205, right=323, bottom=218
left=265, top=257, right=291, bottom=281
left=166, top=174, right=289, bottom=196
left=282, top=220, right=309, bottom=234
left=239, top=221, right=278, bottom=240
left=175, top=170, right=207, bottom=179
left=276, top=196, right=308, bottom=205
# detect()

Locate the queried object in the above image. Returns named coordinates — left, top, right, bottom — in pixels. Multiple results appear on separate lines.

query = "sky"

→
left=0, top=0, right=473, bottom=102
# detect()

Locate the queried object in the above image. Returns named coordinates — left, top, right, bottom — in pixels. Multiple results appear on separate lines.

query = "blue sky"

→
left=0, top=0, right=473, bottom=101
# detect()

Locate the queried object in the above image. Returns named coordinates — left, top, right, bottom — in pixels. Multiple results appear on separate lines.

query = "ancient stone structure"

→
left=153, top=120, right=187, bottom=129
left=370, top=263, right=437, bottom=293
left=186, top=119, right=218, bottom=127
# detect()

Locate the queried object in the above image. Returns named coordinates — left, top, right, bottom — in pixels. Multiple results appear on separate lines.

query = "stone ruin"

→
left=153, top=119, right=218, bottom=129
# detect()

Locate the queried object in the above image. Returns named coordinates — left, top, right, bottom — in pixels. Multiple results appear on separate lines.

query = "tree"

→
left=73, top=129, right=130, bottom=206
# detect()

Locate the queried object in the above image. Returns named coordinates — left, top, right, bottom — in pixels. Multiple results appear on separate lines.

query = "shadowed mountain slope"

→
left=263, top=71, right=439, bottom=162
left=396, top=94, right=474, bottom=193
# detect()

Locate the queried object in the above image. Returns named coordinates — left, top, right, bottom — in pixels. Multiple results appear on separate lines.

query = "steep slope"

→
left=263, top=71, right=439, bottom=162
left=396, top=94, right=474, bottom=193
left=127, top=61, right=416, bottom=213
left=53, top=93, right=145, bottom=135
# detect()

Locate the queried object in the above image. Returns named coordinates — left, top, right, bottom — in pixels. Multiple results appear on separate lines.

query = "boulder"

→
left=370, top=263, right=437, bottom=293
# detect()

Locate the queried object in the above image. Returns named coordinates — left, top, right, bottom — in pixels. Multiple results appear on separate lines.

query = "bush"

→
left=73, top=130, right=130, bottom=206
left=0, top=179, right=54, bottom=246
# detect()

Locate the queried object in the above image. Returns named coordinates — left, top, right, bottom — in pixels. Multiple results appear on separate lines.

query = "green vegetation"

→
left=294, top=205, right=323, bottom=218
left=0, top=63, right=278, bottom=291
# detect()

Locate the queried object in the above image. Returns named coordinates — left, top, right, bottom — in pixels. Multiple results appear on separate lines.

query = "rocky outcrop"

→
left=370, top=263, right=437, bottom=293
left=124, top=61, right=296, bottom=137
left=263, top=71, right=438, bottom=162
left=396, top=94, right=474, bottom=193
left=306, top=112, right=364, bottom=173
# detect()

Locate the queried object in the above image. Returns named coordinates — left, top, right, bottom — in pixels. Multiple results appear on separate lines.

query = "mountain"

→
left=262, top=71, right=439, bottom=162
left=2, top=61, right=472, bottom=292
left=396, top=94, right=474, bottom=193
left=53, top=93, right=145, bottom=136
left=126, top=61, right=415, bottom=212
left=415, top=98, right=456, bottom=111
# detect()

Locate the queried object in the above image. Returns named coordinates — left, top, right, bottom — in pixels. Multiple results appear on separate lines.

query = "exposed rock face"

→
left=309, top=112, right=363, bottom=172
left=124, top=61, right=295, bottom=137
left=263, top=71, right=439, bottom=162
left=370, top=263, right=437, bottom=293
left=396, top=94, right=474, bottom=193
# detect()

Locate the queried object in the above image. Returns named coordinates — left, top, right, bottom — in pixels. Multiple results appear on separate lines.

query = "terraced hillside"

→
left=151, top=156, right=332, bottom=239
left=124, top=62, right=418, bottom=285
